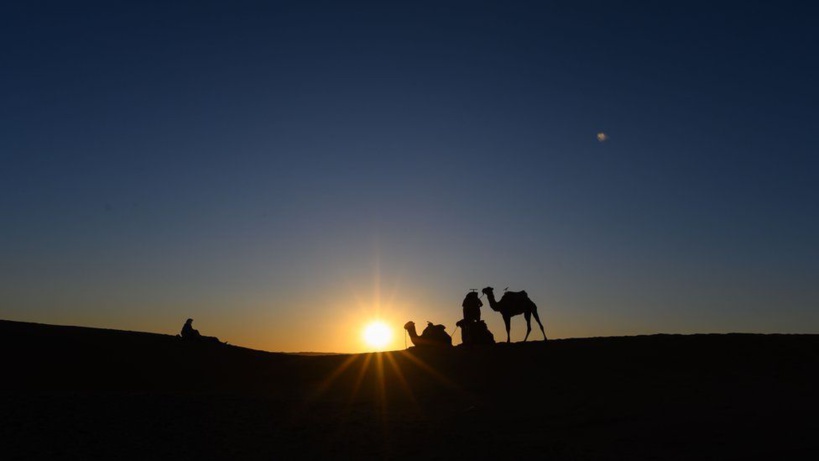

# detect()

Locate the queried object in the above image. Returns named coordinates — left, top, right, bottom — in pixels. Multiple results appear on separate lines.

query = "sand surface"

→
left=2, top=319, right=818, bottom=459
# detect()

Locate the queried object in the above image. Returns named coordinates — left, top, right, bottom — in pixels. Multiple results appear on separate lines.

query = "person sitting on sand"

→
left=180, top=318, right=225, bottom=344
left=181, top=318, right=202, bottom=340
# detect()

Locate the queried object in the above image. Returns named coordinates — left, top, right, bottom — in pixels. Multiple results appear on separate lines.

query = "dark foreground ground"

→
left=2, top=320, right=818, bottom=460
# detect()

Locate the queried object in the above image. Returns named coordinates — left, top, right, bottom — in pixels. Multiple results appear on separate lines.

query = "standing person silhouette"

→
left=459, top=290, right=491, bottom=345
left=462, top=290, right=483, bottom=322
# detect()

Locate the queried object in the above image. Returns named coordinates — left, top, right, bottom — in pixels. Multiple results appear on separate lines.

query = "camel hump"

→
left=422, top=323, right=452, bottom=346
left=500, top=290, right=530, bottom=303
left=424, top=322, right=446, bottom=333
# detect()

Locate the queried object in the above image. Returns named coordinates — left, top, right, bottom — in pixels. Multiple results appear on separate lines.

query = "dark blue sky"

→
left=2, top=1, right=817, bottom=351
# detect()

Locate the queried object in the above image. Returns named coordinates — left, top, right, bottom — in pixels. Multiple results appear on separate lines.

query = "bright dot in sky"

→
left=597, top=132, right=608, bottom=142
left=362, top=321, right=393, bottom=350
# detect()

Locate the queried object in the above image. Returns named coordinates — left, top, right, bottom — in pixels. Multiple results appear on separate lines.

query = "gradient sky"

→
left=2, top=1, right=817, bottom=352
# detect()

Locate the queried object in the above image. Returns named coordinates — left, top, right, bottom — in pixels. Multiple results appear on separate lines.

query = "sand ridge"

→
left=2, top=320, right=818, bottom=459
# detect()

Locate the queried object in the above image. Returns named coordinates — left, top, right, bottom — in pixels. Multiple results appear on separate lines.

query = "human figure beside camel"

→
left=458, top=290, right=495, bottom=345
left=462, top=290, right=482, bottom=322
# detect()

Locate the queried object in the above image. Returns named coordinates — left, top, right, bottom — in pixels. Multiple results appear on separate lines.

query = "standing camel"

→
left=481, top=287, right=547, bottom=343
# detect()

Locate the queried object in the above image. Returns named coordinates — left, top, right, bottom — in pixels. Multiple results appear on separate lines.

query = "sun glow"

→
left=362, top=321, right=393, bottom=351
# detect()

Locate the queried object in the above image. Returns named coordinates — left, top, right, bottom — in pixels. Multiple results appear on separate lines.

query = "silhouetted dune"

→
left=2, top=319, right=818, bottom=460
left=1, top=320, right=302, bottom=394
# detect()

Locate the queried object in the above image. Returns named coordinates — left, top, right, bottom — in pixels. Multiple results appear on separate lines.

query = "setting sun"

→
left=362, top=321, right=393, bottom=351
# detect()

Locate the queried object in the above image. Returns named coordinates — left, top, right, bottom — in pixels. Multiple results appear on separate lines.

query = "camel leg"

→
left=503, top=315, right=511, bottom=343
left=532, top=309, right=547, bottom=341
left=523, top=312, right=532, bottom=342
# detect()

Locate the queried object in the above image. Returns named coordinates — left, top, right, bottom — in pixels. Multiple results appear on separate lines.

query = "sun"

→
left=362, top=321, right=393, bottom=351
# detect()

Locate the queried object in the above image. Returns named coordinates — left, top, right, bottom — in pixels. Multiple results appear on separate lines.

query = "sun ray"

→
left=384, top=352, right=419, bottom=410
left=374, top=352, right=388, bottom=419
left=397, top=350, right=461, bottom=391
left=347, top=352, right=374, bottom=403
left=310, top=354, right=360, bottom=400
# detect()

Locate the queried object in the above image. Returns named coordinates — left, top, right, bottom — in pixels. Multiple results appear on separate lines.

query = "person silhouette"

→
left=460, top=290, right=494, bottom=345
left=180, top=318, right=226, bottom=345
left=462, top=290, right=483, bottom=322
left=180, top=318, right=202, bottom=340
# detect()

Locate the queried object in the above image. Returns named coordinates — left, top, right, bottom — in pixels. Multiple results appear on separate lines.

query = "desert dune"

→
left=2, top=319, right=817, bottom=459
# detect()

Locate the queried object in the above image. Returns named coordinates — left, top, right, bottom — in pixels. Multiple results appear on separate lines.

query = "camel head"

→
left=403, top=321, right=416, bottom=332
left=481, top=287, right=494, bottom=296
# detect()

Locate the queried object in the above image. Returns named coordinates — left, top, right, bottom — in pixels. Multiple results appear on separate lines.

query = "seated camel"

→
left=403, top=321, right=452, bottom=348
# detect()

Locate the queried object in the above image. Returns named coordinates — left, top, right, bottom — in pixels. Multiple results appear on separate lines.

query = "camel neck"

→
left=486, top=292, right=501, bottom=311
left=406, top=326, right=419, bottom=338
